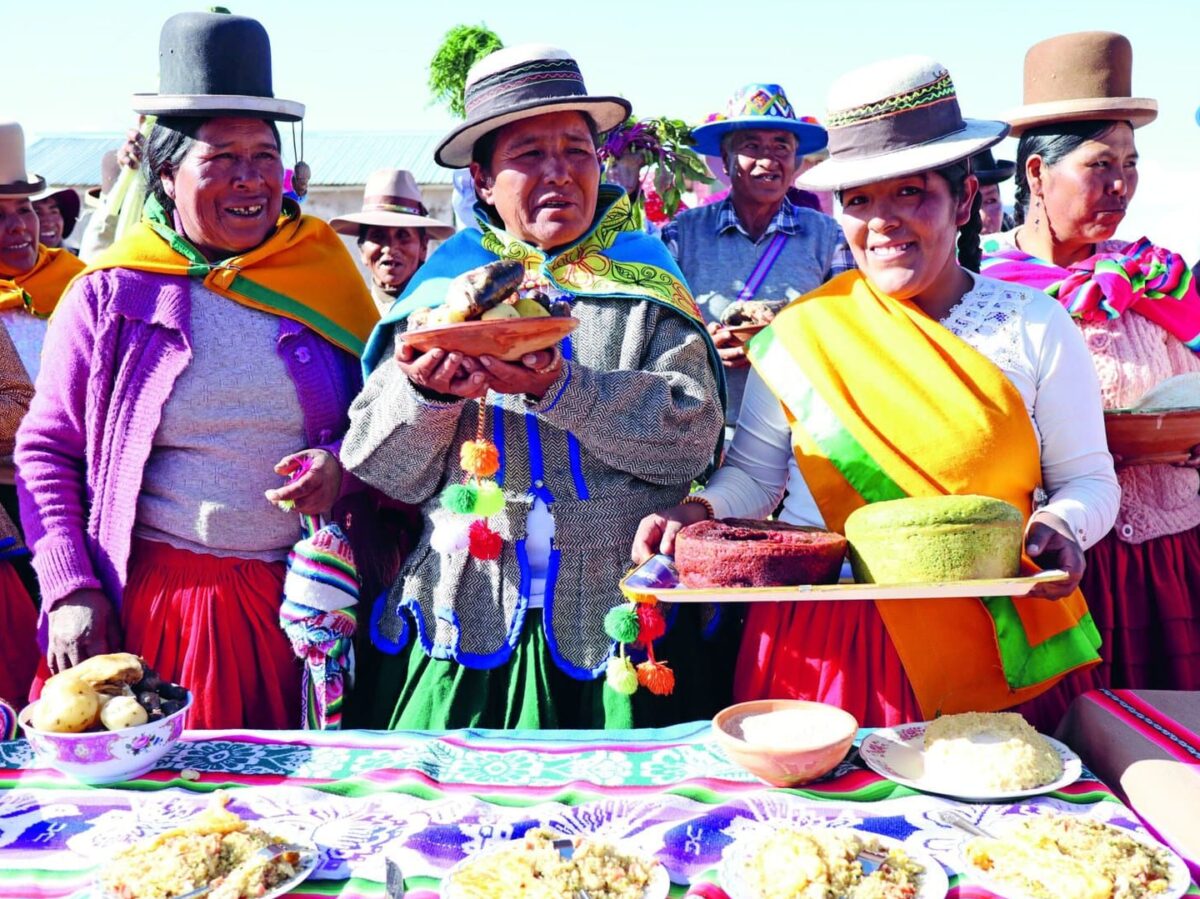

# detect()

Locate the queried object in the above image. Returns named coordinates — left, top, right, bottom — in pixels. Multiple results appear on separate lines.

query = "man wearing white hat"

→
left=330, top=169, right=454, bottom=317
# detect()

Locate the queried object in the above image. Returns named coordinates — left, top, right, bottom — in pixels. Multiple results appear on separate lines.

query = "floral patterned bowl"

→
left=18, top=692, right=191, bottom=784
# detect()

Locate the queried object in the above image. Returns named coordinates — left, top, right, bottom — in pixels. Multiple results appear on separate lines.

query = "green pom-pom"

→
left=472, top=480, right=505, bottom=517
left=605, top=656, right=639, bottom=695
left=603, top=605, right=641, bottom=643
left=441, top=483, right=478, bottom=514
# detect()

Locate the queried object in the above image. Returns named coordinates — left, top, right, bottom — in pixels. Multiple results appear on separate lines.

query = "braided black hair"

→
left=933, top=161, right=983, bottom=273
left=1013, top=121, right=1120, bottom=225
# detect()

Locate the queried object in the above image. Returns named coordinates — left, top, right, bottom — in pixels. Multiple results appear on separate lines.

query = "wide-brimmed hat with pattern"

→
left=691, top=84, right=827, bottom=158
left=798, top=56, right=1007, bottom=191
left=132, top=10, right=304, bottom=122
left=0, top=122, right=45, bottom=198
left=329, top=170, right=454, bottom=239
left=435, top=44, right=630, bottom=169
left=30, top=186, right=82, bottom=236
left=1006, top=31, right=1157, bottom=137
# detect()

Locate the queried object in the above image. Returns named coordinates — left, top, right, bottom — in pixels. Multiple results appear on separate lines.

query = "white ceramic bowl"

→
left=19, top=692, right=191, bottom=784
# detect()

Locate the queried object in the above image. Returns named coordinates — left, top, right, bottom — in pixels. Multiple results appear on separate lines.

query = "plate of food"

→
left=401, top=259, right=579, bottom=361
left=89, top=793, right=318, bottom=899
left=19, top=653, right=192, bottom=783
left=858, top=712, right=1082, bottom=801
left=720, top=825, right=949, bottom=899
left=441, top=827, right=669, bottom=899
left=959, top=810, right=1190, bottom=899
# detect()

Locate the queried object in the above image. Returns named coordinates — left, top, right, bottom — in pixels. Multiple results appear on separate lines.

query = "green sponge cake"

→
left=844, top=495, right=1023, bottom=584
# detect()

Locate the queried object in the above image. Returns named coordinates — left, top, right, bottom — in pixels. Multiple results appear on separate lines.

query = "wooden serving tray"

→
left=621, top=555, right=1069, bottom=603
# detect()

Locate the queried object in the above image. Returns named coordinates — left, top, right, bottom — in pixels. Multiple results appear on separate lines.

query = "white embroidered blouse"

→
left=699, top=272, right=1120, bottom=549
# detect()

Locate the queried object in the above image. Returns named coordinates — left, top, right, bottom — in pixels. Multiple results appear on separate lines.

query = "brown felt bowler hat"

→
left=1006, top=31, right=1157, bottom=136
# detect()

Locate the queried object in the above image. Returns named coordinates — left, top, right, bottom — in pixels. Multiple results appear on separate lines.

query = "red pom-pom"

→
left=636, top=660, right=676, bottom=696
left=636, top=602, right=667, bottom=645
left=467, top=519, right=503, bottom=560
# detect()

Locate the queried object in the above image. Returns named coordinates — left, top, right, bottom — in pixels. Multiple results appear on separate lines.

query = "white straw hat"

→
left=798, top=56, right=1007, bottom=192
left=329, top=170, right=454, bottom=239
left=0, top=122, right=46, bottom=199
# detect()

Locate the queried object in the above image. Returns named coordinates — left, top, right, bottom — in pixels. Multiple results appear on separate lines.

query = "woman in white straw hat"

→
left=343, top=44, right=725, bottom=730
left=636, top=55, right=1120, bottom=729
left=330, top=169, right=454, bottom=316
left=0, top=122, right=85, bottom=381
left=981, top=31, right=1200, bottom=695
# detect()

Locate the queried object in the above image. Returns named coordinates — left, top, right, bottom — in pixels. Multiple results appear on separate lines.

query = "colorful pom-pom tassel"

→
left=605, top=656, right=639, bottom=695
left=472, top=479, right=505, bottom=517
left=430, top=519, right=471, bottom=555
left=441, top=483, right=478, bottom=514
left=636, top=602, right=667, bottom=645
left=460, top=440, right=500, bottom=478
left=624, top=590, right=659, bottom=605
left=467, top=519, right=503, bottom=560
left=603, top=605, right=641, bottom=643
left=636, top=660, right=676, bottom=696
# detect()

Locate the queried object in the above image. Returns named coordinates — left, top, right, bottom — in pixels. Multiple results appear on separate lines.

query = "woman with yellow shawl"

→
left=635, top=56, right=1120, bottom=730
left=0, top=122, right=85, bottom=381
left=15, top=12, right=376, bottom=729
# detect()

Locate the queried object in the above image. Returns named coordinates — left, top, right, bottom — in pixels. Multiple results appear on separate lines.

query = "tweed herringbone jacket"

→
left=343, top=193, right=724, bottom=677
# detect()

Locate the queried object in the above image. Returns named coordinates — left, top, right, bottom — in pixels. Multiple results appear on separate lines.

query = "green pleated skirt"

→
left=349, top=604, right=744, bottom=731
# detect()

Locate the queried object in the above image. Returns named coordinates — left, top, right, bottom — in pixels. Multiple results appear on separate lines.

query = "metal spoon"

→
left=933, top=808, right=996, bottom=838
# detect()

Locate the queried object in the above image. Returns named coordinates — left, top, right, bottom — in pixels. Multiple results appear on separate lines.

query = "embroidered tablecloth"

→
left=0, top=723, right=1195, bottom=897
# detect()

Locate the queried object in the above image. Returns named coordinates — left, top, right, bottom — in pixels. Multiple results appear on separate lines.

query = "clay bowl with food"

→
left=401, top=317, right=579, bottom=362
left=1104, top=409, right=1200, bottom=466
left=19, top=691, right=192, bottom=784
left=713, top=699, right=858, bottom=787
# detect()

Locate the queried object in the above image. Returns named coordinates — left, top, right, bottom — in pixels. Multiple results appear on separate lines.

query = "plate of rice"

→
left=441, top=827, right=669, bottom=899
left=859, top=713, right=1082, bottom=800
left=92, top=795, right=318, bottom=899
left=959, top=811, right=1190, bottom=899
left=721, top=826, right=948, bottom=899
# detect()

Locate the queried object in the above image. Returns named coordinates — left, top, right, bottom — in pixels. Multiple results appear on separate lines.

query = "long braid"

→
left=957, top=187, right=984, bottom=272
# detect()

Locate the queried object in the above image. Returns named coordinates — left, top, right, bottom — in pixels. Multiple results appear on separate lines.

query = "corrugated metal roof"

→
left=26, top=130, right=452, bottom=187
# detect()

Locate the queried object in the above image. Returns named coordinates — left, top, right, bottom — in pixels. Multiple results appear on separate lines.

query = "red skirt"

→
left=733, top=599, right=1101, bottom=732
left=1079, top=524, right=1200, bottom=691
left=0, top=562, right=38, bottom=708
left=121, top=539, right=302, bottom=730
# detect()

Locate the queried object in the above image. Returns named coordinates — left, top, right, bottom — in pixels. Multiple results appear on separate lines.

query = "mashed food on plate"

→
left=923, top=711, right=1062, bottom=791
left=99, top=794, right=301, bottom=899
left=964, top=812, right=1176, bottom=899
left=733, top=827, right=924, bottom=899
left=445, top=828, right=656, bottom=899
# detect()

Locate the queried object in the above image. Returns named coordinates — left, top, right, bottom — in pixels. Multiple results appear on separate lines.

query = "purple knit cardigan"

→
left=14, top=268, right=362, bottom=612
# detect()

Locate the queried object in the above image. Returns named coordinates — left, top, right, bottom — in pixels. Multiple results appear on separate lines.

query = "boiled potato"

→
left=514, top=298, right=550, bottom=318
left=480, top=303, right=520, bottom=321
left=100, top=695, right=149, bottom=731
left=32, top=674, right=101, bottom=733
left=69, top=652, right=143, bottom=695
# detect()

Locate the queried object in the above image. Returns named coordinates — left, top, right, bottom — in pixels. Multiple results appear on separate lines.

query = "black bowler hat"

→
left=435, top=44, right=630, bottom=169
left=132, top=10, right=303, bottom=122
left=970, top=149, right=1016, bottom=186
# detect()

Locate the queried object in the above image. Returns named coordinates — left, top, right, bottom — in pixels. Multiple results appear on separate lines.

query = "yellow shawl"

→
left=81, top=200, right=377, bottom=356
left=0, top=246, right=85, bottom=317
left=750, top=271, right=1100, bottom=716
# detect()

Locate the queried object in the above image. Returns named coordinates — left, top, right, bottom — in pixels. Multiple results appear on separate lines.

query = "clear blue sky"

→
left=12, top=0, right=1199, bottom=257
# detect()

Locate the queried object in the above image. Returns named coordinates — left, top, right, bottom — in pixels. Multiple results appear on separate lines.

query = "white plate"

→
left=721, top=828, right=949, bottom=899
left=440, top=835, right=670, bottom=899
left=859, top=721, right=1082, bottom=801
left=957, top=815, right=1191, bottom=899
left=87, top=828, right=319, bottom=899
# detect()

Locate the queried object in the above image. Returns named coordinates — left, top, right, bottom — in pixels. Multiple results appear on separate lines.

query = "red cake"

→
left=675, top=518, right=847, bottom=588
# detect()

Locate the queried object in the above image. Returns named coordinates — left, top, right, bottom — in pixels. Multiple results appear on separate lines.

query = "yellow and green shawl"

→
left=750, top=270, right=1101, bottom=717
